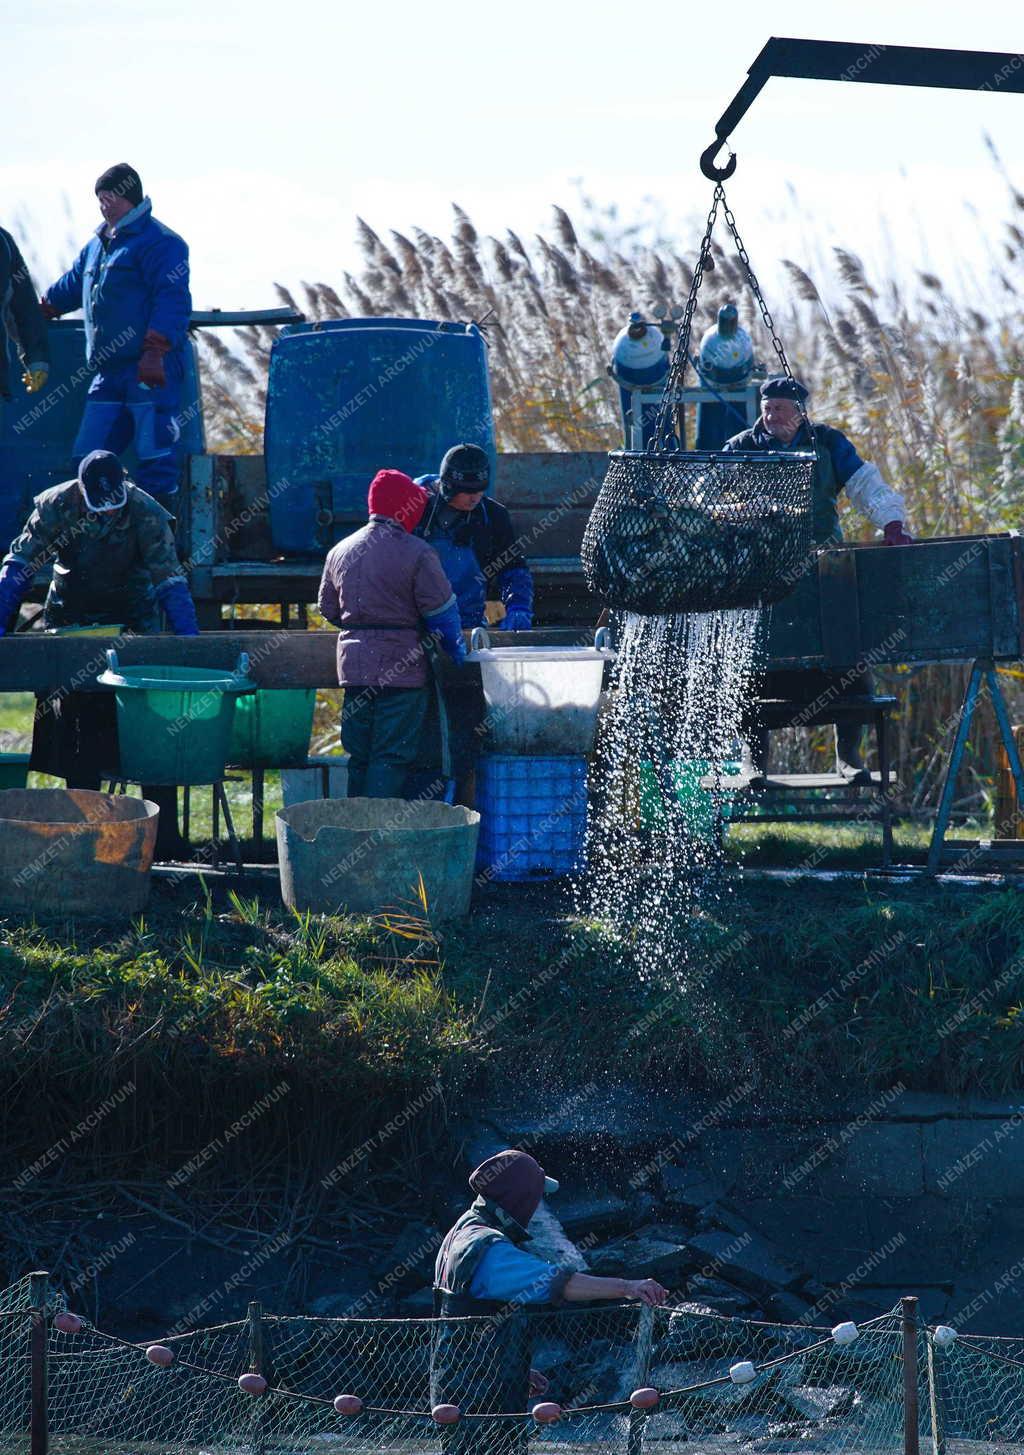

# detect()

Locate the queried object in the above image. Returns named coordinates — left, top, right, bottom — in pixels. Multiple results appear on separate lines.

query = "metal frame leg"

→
left=927, top=661, right=984, bottom=872
left=876, top=707, right=893, bottom=868
left=215, top=782, right=243, bottom=874
left=252, top=768, right=264, bottom=847
left=986, top=665, right=1024, bottom=832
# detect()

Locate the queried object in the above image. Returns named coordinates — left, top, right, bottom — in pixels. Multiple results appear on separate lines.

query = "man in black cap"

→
left=432, top=1149, right=667, bottom=1454
left=414, top=445, right=534, bottom=805
left=40, top=164, right=191, bottom=501
left=724, top=377, right=911, bottom=548
left=0, top=450, right=198, bottom=855
left=724, top=377, right=912, bottom=780
left=417, top=445, right=533, bottom=632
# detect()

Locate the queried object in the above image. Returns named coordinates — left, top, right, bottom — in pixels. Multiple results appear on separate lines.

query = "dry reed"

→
left=198, top=192, right=1024, bottom=812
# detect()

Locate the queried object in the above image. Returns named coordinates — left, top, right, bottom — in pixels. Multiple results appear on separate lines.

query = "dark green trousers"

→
left=342, top=685, right=428, bottom=798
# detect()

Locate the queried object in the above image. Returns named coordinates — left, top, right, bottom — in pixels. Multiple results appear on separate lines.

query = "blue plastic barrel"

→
left=475, top=754, right=588, bottom=882
left=263, top=318, right=495, bottom=555
left=0, top=322, right=204, bottom=554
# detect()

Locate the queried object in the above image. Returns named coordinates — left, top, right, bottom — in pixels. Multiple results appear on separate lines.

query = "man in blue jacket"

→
left=416, top=445, right=533, bottom=633
left=724, top=376, right=912, bottom=781
left=41, top=164, right=191, bottom=500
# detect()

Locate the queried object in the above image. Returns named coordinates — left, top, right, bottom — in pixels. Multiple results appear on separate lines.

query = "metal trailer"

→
left=4, top=527, right=1024, bottom=870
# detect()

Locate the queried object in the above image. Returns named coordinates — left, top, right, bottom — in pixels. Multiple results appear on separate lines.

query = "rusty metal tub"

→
left=0, top=789, right=159, bottom=917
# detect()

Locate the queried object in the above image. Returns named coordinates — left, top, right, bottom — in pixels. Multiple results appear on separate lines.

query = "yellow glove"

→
left=22, top=367, right=48, bottom=394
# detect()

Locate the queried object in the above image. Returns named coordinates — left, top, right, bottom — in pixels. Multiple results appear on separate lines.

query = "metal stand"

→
left=252, top=767, right=265, bottom=845
left=730, top=695, right=896, bottom=867
left=927, top=658, right=1024, bottom=871
left=107, top=779, right=242, bottom=873
left=213, top=782, right=243, bottom=873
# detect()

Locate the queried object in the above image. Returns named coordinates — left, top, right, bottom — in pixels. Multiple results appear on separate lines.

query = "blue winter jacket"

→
left=46, top=198, right=191, bottom=370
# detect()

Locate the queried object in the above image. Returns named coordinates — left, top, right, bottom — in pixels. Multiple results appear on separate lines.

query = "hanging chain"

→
left=719, top=191, right=794, bottom=381
left=650, top=184, right=723, bottom=451
left=649, top=182, right=801, bottom=452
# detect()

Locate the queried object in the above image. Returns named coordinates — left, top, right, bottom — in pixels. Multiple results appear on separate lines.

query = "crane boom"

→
left=702, top=38, right=1024, bottom=179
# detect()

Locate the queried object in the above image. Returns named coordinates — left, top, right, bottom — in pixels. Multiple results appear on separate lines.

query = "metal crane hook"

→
left=699, top=138, right=737, bottom=182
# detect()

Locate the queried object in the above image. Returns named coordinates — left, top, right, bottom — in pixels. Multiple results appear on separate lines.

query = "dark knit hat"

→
left=439, top=443, right=490, bottom=497
left=94, top=164, right=144, bottom=208
left=760, top=375, right=809, bottom=404
left=367, top=469, right=428, bottom=533
left=77, top=450, right=127, bottom=512
left=468, top=1149, right=559, bottom=1232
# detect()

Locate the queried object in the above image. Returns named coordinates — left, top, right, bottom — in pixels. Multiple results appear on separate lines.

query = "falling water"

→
left=580, top=607, right=763, bottom=978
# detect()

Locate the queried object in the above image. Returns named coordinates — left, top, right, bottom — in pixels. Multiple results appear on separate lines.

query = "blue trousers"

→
left=73, top=354, right=184, bottom=498
left=342, top=685, right=429, bottom=799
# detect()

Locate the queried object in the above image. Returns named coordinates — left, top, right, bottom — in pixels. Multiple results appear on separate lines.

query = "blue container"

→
left=476, top=754, right=588, bottom=882
left=264, top=318, right=494, bottom=555
left=0, top=322, right=204, bottom=554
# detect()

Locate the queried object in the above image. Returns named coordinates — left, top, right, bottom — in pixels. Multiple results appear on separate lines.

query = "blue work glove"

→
left=425, top=599, right=467, bottom=666
left=156, top=578, right=200, bottom=636
left=499, top=565, right=533, bottom=631
left=0, top=561, right=32, bottom=635
left=500, top=609, right=532, bottom=632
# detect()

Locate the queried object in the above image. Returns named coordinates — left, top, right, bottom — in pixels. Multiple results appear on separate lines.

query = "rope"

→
left=49, top=1305, right=904, bottom=1423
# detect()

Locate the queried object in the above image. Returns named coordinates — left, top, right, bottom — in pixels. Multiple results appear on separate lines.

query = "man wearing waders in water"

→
left=432, top=1150, right=668, bottom=1455
left=723, top=376, right=912, bottom=783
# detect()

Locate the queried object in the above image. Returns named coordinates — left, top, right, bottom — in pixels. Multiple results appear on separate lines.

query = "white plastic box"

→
left=467, top=646, right=614, bottom=756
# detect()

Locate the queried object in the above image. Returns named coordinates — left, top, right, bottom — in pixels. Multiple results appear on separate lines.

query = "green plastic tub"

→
left=97, top=651, right=255, bottom=786
left=228, top=689, right=316, bottom=769
left=0, top=754, right=30, bottom=791
left=638, top=759, right=740, bottom=838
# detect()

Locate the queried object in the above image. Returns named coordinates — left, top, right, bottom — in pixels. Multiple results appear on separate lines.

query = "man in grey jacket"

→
left=318, top=470, right=466, bottom=799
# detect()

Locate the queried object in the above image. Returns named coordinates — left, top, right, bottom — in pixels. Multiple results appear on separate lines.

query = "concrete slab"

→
left=812, top=1123, right=926, bottom=1200
left=661, top=1165, right=726, bottom=1214
left=556, top=1192, right=632, bottom=1241
left=686, top=1230, right=807, bottom=1294
left=701, top=1130, right=824, bottom=1196
left=923, top=1115, right=1024, bottom=1199
left=589, top=1230, right=695, bottom=1284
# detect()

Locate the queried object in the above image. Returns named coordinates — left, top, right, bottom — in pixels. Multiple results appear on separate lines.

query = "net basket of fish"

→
left=582, top=449, right=815, bottom=615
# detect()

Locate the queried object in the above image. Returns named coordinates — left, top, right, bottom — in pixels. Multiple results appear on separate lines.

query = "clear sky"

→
left=4, top=0, right=1023, bottom=314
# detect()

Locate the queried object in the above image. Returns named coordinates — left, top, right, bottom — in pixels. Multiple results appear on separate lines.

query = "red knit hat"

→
left=368, top=469, right=428, bottom=533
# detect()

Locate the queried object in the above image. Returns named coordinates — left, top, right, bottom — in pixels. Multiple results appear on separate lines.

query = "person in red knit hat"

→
left=318, top=470, right=466, bottom=798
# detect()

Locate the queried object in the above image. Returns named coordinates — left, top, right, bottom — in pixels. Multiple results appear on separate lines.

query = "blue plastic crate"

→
left=476, top=755, right=588, bottom=882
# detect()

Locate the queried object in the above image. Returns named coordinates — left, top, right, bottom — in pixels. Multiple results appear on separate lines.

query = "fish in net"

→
left=582, top=449, right=815, bottom=615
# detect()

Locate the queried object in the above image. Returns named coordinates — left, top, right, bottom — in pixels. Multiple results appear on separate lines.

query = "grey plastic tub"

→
left=0, top=788, right=158, bottom=916
left=276, top=797, right=480, bottom=920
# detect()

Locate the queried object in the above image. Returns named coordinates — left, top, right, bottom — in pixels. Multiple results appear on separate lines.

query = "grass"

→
left=1, top=846, right=1023, bottom=1192
left=725, top=816, right=979, bottom=869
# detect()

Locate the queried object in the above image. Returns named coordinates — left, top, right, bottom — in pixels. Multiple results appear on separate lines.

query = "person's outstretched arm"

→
left=562, top=1273, right=668, bottom=1305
